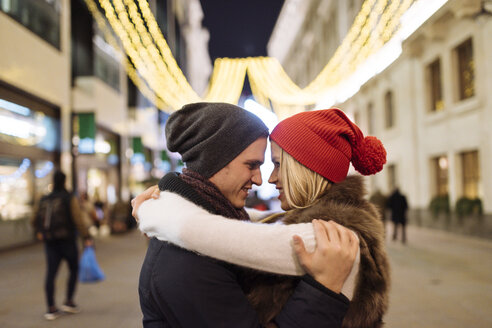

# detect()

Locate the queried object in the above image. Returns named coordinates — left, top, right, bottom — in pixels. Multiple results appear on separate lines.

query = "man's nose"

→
left=251, top=170, right=262, bottom=186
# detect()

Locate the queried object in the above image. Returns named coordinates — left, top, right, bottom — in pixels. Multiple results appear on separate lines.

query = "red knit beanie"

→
left=270, top=108, right=386, bottom=183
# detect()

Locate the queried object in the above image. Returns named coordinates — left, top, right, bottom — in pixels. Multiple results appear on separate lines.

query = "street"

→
left=0, top=225, right=491, bottom=328
left=384, top=224, right=492, bottom=327
left=0, top=230, right=148, bottom=328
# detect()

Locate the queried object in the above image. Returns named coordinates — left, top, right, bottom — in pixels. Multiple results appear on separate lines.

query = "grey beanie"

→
left=165, top=102, right=269, bottom=178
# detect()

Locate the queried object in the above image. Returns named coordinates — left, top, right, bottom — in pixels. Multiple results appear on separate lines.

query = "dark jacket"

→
left=387, top=189, right=408, bottom=224
left=32, top=189, right=89, bottom=241
left=138, top=173, right=350, bottom=328
left=244, top=176, right=390, bottom=328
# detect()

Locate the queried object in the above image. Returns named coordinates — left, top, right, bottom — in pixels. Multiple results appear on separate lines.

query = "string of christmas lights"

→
left=86, top=0, right=417, bottom=117
left=84, top=0, right=168, bottom=109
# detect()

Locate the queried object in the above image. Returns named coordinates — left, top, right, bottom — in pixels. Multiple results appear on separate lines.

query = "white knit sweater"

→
left=138, top=191, right=359, bottom=299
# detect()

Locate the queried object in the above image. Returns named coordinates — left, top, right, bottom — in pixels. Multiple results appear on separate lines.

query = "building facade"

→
left=268, top=0, right=492, bottom=236
left=0, top=0, right=208, bottom=249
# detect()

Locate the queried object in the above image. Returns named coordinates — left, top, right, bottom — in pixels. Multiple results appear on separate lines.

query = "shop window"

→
left=0, top=0, right=61, bottom=49
left=384, top=90, right=394, bottom=129
left=461, top=150, right=480, bottom=198
left=34, top=160, right=55, bottom=198
left=432, top=155, right=448, bottom=196
left=455, top=38, right=475, bottom=101
left=0, top=98, right=60, bottom=152
left=427, top=58, right=444, bottom=112
left=0, top=157, right=34, bottom=221
left=94, top=35, right=121, bottom=92
left=367, top=102, right=374, bottom=134
left=387, top=163, right=397, bottom=191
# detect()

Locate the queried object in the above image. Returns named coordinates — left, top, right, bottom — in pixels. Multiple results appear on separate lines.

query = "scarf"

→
left=180, top=169, right=250, bottom=221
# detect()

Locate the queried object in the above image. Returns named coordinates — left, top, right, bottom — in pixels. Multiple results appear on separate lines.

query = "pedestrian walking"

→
left=32, top=170, right=92, bottom=320
left=387, top=188, right=409, bottom=243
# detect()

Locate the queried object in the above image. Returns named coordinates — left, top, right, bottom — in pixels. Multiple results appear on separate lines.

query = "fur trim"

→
left=245, top=175, right=390, bottom=327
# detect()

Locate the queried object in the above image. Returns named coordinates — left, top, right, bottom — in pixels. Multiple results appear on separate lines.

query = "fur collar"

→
left=256, top=175, right=391, bottom=328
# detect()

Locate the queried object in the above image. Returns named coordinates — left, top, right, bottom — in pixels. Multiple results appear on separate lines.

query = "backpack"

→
left=36, top=191, right=75, bottom=241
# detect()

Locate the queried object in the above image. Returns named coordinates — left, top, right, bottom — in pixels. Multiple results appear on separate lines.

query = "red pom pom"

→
left=351, top=136, right=387, bottom=175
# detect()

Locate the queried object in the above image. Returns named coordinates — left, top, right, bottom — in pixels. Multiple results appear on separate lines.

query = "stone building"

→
left=268, top=0, right=492, bottom=235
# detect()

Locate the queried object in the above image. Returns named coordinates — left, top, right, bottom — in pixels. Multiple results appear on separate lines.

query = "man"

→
left=32, top=170, right=92, bottom=320
left=387, top=187, right=409, bottom=244
left=134, top=102, right=358, bottom=327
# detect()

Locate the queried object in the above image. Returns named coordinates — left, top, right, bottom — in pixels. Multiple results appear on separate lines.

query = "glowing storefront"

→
left=0, top=83, right=60, bottom=249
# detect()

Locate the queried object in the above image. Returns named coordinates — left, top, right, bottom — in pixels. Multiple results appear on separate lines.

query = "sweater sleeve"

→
left=245, top=208, right=278, bottom=222
left=138, top=191, right=359, bottom=298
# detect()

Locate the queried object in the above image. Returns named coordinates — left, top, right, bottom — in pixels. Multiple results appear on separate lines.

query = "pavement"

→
left=0, top=230, right=148, bottom=328
left=384, top=223, right=492, bottom=327
left=0, top=225, right=491, bottom=327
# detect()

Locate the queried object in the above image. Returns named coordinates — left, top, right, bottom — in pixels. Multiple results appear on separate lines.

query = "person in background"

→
left=79, top=192, right=97, bottom=233
left=133, top=102, right=359, bottom=327
left=32, top=170, right=92, bottom=320
left=387, top=187, right=409, bottom=244
left=110, top=198, right=133, bottom=233
left=94, top=199, right=111, bottom=237
left=245, top=190, right=269, bottom=211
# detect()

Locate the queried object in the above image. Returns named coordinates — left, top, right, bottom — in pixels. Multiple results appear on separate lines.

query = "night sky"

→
left=199, top=0, right=284, bottom=61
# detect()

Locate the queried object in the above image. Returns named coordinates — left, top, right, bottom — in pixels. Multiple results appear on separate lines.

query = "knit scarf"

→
left=180, top=169, right=250, bottom=221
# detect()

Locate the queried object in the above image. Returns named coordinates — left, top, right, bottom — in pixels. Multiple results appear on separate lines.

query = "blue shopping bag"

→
left=79, top=246, right=105, bottom=283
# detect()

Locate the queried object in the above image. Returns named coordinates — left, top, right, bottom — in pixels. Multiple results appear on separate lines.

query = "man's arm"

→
left=274, top=276, right=350, bottom=328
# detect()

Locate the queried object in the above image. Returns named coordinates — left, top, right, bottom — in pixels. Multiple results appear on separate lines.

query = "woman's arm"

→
left=138, top=191, right=314, bottom=275
left=138, top=191, right=360, bottom=299
left=245, top=207, right=278, bottom=222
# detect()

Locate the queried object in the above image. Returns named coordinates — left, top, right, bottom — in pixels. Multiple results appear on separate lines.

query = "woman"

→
left=137, top=108, right=390, bottom=327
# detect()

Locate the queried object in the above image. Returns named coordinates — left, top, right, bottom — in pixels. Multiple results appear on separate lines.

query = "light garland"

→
left=86, top=0, right=423, bottom=117
left=0, top=158, right=31, bottom=183
left=84, top=0, right=169, bottom=109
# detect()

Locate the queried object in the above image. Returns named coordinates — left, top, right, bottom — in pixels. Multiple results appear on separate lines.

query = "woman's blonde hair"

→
left=280, top=148, right=332, bottom=209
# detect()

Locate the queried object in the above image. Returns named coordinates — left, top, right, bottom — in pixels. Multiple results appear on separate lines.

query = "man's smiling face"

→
left=209, top=137, right=267, bottom=208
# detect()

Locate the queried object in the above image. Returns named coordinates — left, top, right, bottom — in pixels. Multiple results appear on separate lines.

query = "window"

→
left=432, top=155, right=448, bottom=196
left=353, top=111, right=360, bottom=125
left=461, top=150, right=480, bottom=198
left=455, top=38, right=475, bottom=100
left=0, top=98, right=60, bottom=151
left=427, top=59, right=444, bottom=111
left=384, top=90, right=394, bottom=129
left=349, top=0, right=355, bottom=10
left=387, top=164, right=397, bottom=191
left=94, top=45, right=121, bottom=91
left=0, top=157, right=34, bottom=221
left=367, top=102, right=374, bottom=134
left=93, top=34, right=121, bottom=91
left=0, top=0, right=61, bottom=49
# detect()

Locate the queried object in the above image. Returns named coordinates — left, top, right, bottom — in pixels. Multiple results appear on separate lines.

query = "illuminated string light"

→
left=85, top=0, right=430, bottom=118
left=35, top=161, right=54, bottom=179
left=84, top=0, right=169, bottom=109
left=0, top=159, right=31, bottom=183
left=98, top=0, right=186, bottom=108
